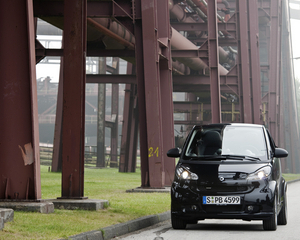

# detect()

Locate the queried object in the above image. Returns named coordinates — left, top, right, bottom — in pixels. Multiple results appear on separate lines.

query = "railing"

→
left=39, top=145, right=116, bottom=168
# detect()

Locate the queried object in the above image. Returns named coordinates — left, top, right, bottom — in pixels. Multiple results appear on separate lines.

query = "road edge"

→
left=67, top=211, right=170, bottom=240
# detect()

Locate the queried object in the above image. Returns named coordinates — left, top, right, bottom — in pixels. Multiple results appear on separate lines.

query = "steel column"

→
left=0, top=0, right=41, bottom=200
left=109, top=57, right=119, bottom=168
left=52, top=55, right=63, bottom=172
left=97, top=58, right=106, bottom=168
left=237, top=0, right=253, bottom=123
left=140, top=0, right=164, bottom=187
left=110, top=83, right=119, bottom=168
left=119, top=63, right=139, bottom=173
left=207, top=0, right=221, bottom=123
left=157, top=0, right=176, bottom=186
left=248, top=0, right=262, bottom=124
left=268, top=0, right=281, bottom=141
left=134, top=14, right=149, bottom=187
left=119, top=84, right=139, bottom=172
left=61, top=0, right=87, bottom=198
left=135, top=0, right=174, bottom=188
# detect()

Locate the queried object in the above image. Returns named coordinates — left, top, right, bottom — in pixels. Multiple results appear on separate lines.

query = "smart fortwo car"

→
left=167, top=123, right=288, bottom=231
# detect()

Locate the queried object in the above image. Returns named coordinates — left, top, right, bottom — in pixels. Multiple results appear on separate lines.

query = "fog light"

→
left=191, top=205, right=197, bottom=211
left=247, top=205, right=254, bottom=211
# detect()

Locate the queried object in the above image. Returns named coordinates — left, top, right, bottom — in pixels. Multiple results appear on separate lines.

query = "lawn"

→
left=1, top=166, right=170, bottom=240
left=1, top=166, right=300, bottom=240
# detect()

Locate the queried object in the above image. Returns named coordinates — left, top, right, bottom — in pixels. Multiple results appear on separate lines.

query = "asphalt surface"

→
left=67, top=179, right=300, bottom=240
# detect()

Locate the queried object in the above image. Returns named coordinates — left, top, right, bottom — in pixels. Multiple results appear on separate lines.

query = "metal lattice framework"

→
left=0, top=0, right=299, bottom=201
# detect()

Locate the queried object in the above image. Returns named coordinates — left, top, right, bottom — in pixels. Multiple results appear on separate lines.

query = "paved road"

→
left=115, top=181, right=300, bottom=240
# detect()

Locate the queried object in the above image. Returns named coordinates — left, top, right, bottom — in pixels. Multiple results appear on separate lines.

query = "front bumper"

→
left=171, top=180, right=276, bottom=221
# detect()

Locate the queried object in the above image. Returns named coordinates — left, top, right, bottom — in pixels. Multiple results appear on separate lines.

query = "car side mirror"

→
left=274, top=148, right=288, bottom=158
left=167, top=148, right=181, bottom=158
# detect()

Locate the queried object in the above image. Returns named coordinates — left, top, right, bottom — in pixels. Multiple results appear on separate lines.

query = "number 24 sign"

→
left=148, top=147, right=159, bottom=157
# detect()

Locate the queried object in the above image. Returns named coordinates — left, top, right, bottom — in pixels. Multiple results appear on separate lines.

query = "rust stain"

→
left=18, top=143, right=34, bottom=166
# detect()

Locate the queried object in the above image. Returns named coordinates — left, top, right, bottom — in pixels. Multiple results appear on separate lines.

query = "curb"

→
left=67, top=211, right=170, bottom=240
left=287, top=178, right=300, bottom=185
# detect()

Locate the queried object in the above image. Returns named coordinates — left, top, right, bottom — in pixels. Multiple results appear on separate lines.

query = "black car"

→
left=167, top=123, right=288, bottom=231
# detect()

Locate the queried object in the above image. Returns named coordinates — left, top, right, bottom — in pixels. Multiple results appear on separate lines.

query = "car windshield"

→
left=184, top=125, right=268, bottom=160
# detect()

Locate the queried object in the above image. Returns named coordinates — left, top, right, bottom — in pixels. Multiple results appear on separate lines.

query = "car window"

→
left=184, top=125, right=268, bottom=160
left=222, top=126, right=268, bottom=159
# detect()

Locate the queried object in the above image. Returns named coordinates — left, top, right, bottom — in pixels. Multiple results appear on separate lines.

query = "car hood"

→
left=179, top=161, right=269, bottom=182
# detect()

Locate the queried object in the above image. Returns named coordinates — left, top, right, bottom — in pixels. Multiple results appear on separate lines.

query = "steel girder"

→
left=96, top=58, right=106, bottom=168
left=135, top=0, right=175, bottom=187
left=51, top=57, right=63, bottom=172
left=60, top=0, right=87, bottom=198
left=0, top=0, right=41, bottom=200
left=119, top=64, right=139, bottom=173
left=207, top=0, right=222, bottom=123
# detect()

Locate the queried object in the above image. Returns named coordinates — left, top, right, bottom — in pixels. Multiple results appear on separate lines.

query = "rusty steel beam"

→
left=96, top=58, right=106, bottom=168
left=52, top=56, right=63, bottom=172
left=139, top=0, right=165, bottom=187
left=35, top=48, right=135, bottom=58
left=34, top=0, right=132, bottom=18
left=267, top=0, right=281, bottom=143
left=236, top=0, right=253, bottom=123
left=86, top=74, right=136, bottom=84
left=157, top=0, right=176, bottom=186
left=135, top=0, right=175, bottom=188
left=207, top=0, right=221, bottom=123
left=110, top=59, right=119, bottom=168
left=85, top=74, right=239, bottom=93
left=248, top=0, right=262, bottom=124
left=174, top=102, right=240, bottom=112
left=119, top=82, right=139, bottom=173
left=60, top=0, right=87, bottom=198
left=134, top=13, right=149, bottom=187
left=0, top=0, right=41, bottom=200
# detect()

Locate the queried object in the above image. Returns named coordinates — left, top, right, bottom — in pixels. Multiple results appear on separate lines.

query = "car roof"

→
left=192, top=123, right=264, bottom=129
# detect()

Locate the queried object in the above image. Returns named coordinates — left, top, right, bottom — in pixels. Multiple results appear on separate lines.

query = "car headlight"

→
left=247, top=166, right=271, bottom=180
left=176, top=167, right=198, bottom=180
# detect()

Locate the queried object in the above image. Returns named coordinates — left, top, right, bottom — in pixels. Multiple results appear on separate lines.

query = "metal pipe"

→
left=169, top=0, right=202, bottom=37
left=87, top=18, right=135, bottom=50
left=171, top=27, right=228, bottom=75
left=186, top=0, right=207, bottom=20
left=169, top=0, right=234, bottom=74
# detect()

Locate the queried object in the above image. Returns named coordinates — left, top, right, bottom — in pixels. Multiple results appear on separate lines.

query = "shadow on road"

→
left=186, top=221, right=263, bottom=232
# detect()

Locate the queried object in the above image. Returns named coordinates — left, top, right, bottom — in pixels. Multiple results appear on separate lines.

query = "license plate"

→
left=203, top=196, right=241, bottom=205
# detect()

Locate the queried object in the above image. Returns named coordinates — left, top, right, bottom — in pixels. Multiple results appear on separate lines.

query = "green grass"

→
left=282, top=173, right=300, bottom=182
left=1, top=166, right=170, bottom=240
left=1, top=167, right=300, bottom=240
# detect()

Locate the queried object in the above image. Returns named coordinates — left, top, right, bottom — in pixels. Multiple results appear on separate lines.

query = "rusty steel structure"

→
left=0, top=0, right=299, bottom=201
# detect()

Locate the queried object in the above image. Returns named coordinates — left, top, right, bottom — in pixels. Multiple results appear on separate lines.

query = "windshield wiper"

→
left=221, top=154, right=261, bottom=161
left=188, top=155, right=226, bottom=160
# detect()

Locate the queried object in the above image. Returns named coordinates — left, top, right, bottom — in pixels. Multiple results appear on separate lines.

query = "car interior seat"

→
left=197, top=131, right=222, bottom=156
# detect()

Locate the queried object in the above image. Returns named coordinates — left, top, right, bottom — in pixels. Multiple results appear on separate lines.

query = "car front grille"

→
left=202, top=205, right=243, bottom=213
left=190, top=183, right=254, bottom=194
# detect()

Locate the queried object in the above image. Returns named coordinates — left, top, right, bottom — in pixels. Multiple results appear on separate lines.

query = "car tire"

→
left=263, top=196, right=277, bottom=231
left=277, top=190, right=287, bottom=225
left=171, top=213, right=187, bottom=229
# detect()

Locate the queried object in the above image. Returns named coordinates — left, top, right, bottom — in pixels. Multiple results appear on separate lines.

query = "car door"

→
left=265, top=128, right=283, bottom=207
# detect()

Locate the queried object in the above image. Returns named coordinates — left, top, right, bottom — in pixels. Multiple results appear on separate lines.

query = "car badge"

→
left=219, top=176, right=225, bottom=182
